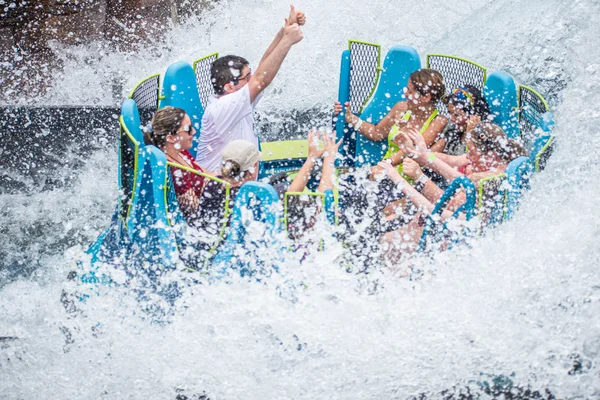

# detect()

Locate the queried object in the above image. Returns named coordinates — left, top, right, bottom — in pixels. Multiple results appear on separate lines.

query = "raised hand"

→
left=369, top=165, right=386, bottom=181
left=405, top=128, right=429, bottom=159
left=322, top=131, right=343, bottom=161
left=287, top=5, right=306, bottom=26
left=282, top=21, right=303, bottom=45
left=307, top=130, right=324, bottom=158
left=296, top=10, right=306, bottom=26
left=333, top=101, right=343, bottom=116
left=332, top=101, right=354, bottom=123
left=391, top=131, right=415, bottom=156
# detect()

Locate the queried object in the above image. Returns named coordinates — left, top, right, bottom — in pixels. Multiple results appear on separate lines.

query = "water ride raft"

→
left=80, top=42, right=555, bottom=287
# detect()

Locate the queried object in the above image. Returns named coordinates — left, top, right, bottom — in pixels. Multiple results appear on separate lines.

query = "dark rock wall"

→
left=0, top=0, right=212, bottom=102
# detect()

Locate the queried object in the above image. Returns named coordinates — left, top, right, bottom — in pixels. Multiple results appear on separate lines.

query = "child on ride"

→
left=384, top=85, right=496, bottom=196
left=395, top=121, right=527, bottom=211
left=437, top=85, right=493, bottom=157
left=415, top=85, right=494, bottom=178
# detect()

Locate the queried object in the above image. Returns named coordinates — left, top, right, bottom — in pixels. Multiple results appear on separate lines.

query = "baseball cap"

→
left=221, top=140, right=262, bottom=171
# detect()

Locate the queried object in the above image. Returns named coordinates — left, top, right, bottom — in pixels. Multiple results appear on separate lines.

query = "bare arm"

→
left=429, top=138, right=446, bottom=153
left=377, top=161, right=435, bottom=213
left=287, top=158, right=317, bottom=193
left=420, top=116, right=448, bottom=148
left=403, top=158, right=445, bottom=204
left=418, top=154, right=463, bottom=183
left=317, top=133, right=342, bottom=193
left=433, top=152, right=469, bottom=168
left=258, top=6, right=305, bottom=65
left=379, top=161, right=463, bottom=220
left=334, top=101, right=407, bottom=142
left=259, top=27, right=284, bottom=66
left=287, top=130, right=322, bottom=193
left=247, top=23, right=303, bottom=103
left=401, top=129, right=464, bottom=183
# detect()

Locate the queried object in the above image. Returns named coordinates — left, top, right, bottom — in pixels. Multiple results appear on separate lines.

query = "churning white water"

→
left=2, top=0, right=600, bottom=398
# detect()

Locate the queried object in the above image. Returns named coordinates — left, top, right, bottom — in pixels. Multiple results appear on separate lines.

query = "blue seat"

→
left=86, top=99, right=146, bottom=265
left=530, top=134, right=555, bottom=172
left=335, top=45, right=421, bottom=167
left=160, top=61, right=205, bottom=158
left=484, top=72, right=520, bottom=139
left=419, top=176, right=477, bottom=251
left=213, top=182, right=286, bottom=277
left=127, top=145, right=180, bottom=270
left=355, top=46, right=421, bottom=167
left=504, top=156, right=534, bottom=221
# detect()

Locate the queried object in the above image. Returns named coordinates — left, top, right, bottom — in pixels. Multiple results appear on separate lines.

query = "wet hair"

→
left=409, top=69, right=446, bottom=102
left=470, top=122, right=527, bottom=162
left=445, top=85, right=492, bottom=120
left=144, top=106, right=186, bottom=148
left=211, top=55, right=249, bottom=95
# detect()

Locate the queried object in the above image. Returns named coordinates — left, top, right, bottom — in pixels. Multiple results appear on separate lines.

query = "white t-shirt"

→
left=197, top=85, right=263, bottom=172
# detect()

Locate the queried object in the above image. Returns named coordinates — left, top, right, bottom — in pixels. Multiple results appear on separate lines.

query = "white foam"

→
left=2, top=0, right=600, bottom=398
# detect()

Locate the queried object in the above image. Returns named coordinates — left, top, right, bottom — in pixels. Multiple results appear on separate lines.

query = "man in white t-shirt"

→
left=197, top=6, right=305, bottom=172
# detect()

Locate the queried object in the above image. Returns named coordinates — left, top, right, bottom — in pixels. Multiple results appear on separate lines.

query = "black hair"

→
left=446, top=85, right=492, bottom=120
left=210, top=55, right=249, bottom=95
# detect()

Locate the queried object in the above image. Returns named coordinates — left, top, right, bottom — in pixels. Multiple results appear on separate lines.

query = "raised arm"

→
left=259, top=6, right=306, bottom=65
left=247, top=22, right=303, bottom=103
left=287, top=130, right=323, bottom=193
left=400, top=129, right=464, bottom=183
left=432, top=152, right=470, bottom=168
left=402, top=158, right=444, bottom=204
left=378, top=161, right=462, bottom=220
left=377, top=161, right=435, bottom=214
left=317, top=133, right=342, bottom=193
left=333, top=100, right=407, bottom=142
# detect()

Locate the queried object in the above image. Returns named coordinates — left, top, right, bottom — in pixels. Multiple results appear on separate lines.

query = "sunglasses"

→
left=233, top=69, right=252, bottom=85
left=175, top=124, right=194, bottom=135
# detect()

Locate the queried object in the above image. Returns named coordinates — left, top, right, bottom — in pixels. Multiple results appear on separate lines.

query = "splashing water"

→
left=2, top=0, right=600, bottom=398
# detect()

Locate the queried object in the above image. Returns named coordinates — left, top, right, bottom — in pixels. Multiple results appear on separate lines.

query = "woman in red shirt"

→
left=144, top=106, right=212, bottom=220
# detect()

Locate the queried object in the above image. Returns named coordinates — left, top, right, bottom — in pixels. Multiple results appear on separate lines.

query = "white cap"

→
left=221, top=140, right=262, bottom=172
